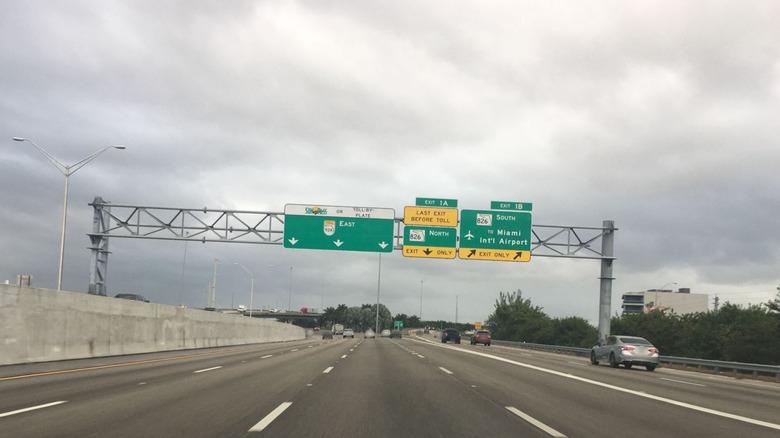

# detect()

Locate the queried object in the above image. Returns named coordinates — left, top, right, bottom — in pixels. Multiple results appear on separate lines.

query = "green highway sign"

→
left=284, top=204, right=395, bottom=253
left=490, top=201, right=533, bottom=212
left=402, top=226, right=457, bottom=259
left=458, top=209, right=532, bottom=262
left=416, top=197, right=458, bottom=208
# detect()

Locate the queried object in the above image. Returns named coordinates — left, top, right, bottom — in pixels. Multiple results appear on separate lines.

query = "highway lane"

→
left=256, top=335, right=551, bottom=437
left=1, top=337, right=353, bottom=437
left=406, top=333, right=780, bottom=437
left=477, top=337, right=780, bottom=426
left=1, top=334, right=779, bottom=437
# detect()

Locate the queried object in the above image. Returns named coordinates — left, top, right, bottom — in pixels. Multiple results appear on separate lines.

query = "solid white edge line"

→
left=506, top=407, right=567, bottom=437
left=412, top=338, right=780, bottom=431
left=249, top=402, right=292, bottom=432
left=261, top=355, right=273, bottom=359
left=323, top=366, right=334, bottom=373
left=193, top=366, right=222, bottom=373
left=0, top=401, right=67, bottom=418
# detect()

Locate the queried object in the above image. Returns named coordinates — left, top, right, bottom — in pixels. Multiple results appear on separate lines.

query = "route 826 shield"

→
left=408, top=229, right=425, bottom=242
left=323, top=220, right=336, bottom=236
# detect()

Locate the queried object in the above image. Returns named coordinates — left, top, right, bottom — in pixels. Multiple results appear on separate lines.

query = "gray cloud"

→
left=3, top=1, right=779, bottom=324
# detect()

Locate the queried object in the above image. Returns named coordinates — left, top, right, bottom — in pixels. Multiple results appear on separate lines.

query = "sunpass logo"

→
left=305, top=206, right=328, bottom=215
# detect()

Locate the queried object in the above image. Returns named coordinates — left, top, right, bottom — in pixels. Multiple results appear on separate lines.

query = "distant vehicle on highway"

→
left=322, top=330, right=333, bottom=339
left=332, top=324, right=345, bottom=335
left=115, top=293, right=149, bottom=302
left=343, top=328, right=355, bottom=339
left=389, top=329, right=402, bottom=339
left=380, top=329, right=391, bottom=338
left=470, top=330, right=491, bottom=346
left=590, top=335, right=659, bottom=371
left=364, top=329, right=376, bottom=338
left=441, top=328, right=461, bottom=344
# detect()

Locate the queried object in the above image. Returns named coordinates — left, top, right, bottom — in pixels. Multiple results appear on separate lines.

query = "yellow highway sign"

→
left=403, top=246, right=457, bottom=259
left=458, top=248, right=531, bottom=262
left=403, top=206, right=458, bottom=227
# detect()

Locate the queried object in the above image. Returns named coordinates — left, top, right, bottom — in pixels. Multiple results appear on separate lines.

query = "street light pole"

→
left=455, top=295, right=459, bottom=325
left=420, top=280, right=423, bottom=321
left=210, top=258, right=220, bottom=308
left=234, top=263, right=255, bottom=317
left=375, top=254, right=382, bottom=334
left=288, top=266, right=293, bottom=312
left=179, top=232, right=189, bottom=307
left=13, top=137, right=125, bottom=291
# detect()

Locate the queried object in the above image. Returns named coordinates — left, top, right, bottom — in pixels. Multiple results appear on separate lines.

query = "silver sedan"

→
left=590, top=335, right=659, bottom=371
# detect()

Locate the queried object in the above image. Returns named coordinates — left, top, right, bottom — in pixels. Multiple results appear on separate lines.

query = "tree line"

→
left=485, top=288, right=780, bottom=365
left=310, top=303, right=452, bottom=332
left=311, top=303, right=397, bottom=331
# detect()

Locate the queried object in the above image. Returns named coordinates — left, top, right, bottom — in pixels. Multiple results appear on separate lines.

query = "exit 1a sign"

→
left=284, top=204, right=395, bottom=253
left=416, top=197, right=458, bottom=207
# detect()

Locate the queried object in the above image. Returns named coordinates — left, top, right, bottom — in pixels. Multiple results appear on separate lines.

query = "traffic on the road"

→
left=2, top=330, right=779, bottom=437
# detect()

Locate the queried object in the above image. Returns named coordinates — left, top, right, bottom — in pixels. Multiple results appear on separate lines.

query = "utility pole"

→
left=209, top=258, right=219, bottom=308
left=419, top=280, right=423, bottom=321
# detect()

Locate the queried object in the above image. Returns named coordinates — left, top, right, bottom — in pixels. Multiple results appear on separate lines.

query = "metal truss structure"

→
left=88, top=197, right=616, bottom=339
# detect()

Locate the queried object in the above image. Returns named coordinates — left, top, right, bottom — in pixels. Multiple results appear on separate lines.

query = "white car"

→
left=380, top=329, right=391, bottom=338
left=591, top=335, right=660, bottom=371
left=364, top=329, right=376, bottom=338
left=343, top=329, right=355, bottom=339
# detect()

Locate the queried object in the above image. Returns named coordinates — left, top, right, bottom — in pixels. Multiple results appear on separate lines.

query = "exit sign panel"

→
left=284, top=204, right=394, bottom=253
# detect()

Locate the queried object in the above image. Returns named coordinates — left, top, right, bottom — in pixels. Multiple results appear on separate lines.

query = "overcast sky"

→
left=2, top=1, right=779, bottom=325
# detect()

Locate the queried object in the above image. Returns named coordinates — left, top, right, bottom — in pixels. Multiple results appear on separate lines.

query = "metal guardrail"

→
left=490, top=340, right=780, bottom=382
left=660, top=356, right=780, bottom=381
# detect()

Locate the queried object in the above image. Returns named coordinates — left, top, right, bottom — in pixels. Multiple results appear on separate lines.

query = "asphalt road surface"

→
left=2, top=333, right=779, bottom=437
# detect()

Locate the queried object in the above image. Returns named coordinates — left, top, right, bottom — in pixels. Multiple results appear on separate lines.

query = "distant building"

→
left=621, top=288, right=708, bottom=315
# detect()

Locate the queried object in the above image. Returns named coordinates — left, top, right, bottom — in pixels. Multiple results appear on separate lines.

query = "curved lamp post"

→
left=13, top=137, right=125, bottom=291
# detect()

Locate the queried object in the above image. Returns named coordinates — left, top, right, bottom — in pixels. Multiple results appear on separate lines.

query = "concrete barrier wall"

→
left=0, top=284, right=305, bottom=365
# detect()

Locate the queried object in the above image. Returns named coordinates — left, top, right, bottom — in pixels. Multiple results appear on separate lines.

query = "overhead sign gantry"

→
left=89, top=196, right=615, bottom=343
